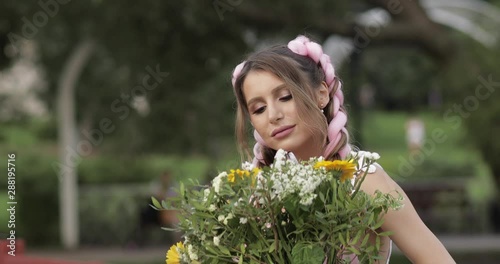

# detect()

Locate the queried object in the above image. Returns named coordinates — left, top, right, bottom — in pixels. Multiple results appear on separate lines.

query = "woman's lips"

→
left=271, top=125, right=296, bottom=138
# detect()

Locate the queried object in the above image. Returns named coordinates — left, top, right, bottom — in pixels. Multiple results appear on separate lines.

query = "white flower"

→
left=226, top=213, right=234, bottom=219
left=371, top=152, right=380, bottom=160
left=212, top=171, right=227, bottom=194
left=213, top=236, right=220, bottom=246
left=203, top=189, right=211, bottom=202
left=241, top=161, right=255, bottom=171
left=208, top=204, right=216, bottom=212
left=239, top=217, right=248, bottom=224
left=273, top=149, right=288, bottom=170
left=187, top=244, right=199, bottom=260
left=218, top=215, right=225, bottom=222
left=287, top=152, right=299, bottom=164
left=265, top=222, right=272, bottom=229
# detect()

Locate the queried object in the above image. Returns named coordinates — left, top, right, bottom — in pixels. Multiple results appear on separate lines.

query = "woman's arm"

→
left=360, top=166, right=456, bottom=264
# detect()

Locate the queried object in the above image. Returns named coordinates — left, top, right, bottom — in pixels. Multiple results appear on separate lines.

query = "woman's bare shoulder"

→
left=358, top=164, right=402, bottom=197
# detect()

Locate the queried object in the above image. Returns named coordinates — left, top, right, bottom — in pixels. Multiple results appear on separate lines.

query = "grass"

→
left=360, top=110, right=495, bottom=201
left=361, top=110, right=468, bottom=171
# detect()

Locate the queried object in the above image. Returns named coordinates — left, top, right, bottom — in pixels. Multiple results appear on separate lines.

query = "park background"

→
left=1, top=0, right=500, bottom=263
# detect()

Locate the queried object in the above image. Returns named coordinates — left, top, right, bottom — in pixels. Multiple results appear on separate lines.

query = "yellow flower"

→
left=251, top=168, right=260, bottom=186
left=166, top=241, right=184, bottom=264
left=314, top=160, right=356, bottom=182
left=228, top=169, right=251, bottom=183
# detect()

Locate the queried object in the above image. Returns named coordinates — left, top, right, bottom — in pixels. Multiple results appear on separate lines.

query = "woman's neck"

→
left=290, top=145, right=323, bottom=162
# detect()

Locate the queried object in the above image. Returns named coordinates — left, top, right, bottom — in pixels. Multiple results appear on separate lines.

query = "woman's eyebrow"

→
left=246, top=84, right=287, bottom=106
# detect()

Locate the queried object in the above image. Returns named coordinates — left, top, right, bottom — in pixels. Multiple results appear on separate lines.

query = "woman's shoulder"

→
left=351, top=150, right=400, bottom=196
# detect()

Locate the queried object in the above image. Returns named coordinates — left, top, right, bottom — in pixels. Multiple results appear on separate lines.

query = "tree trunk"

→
left=56, top=38, right=95, bottom=249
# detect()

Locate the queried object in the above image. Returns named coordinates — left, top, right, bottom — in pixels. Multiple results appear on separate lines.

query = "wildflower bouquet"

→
left=154, top=150, right=403, bottom=264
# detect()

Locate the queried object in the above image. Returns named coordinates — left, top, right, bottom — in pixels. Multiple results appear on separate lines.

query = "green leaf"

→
left=378, top=231, right=394, bottom=237
left=151, top=196, right=162, bottom=209
left=352, top=230, right=363, bottom=245
left=268, top=240, right=276, bottom=253
left=291, top=242, right=325, bottom=264
left=240, top=243, right=246, bottom=254
left=219, top=246, right=231, bottom=255
left=161, top=199, right=169, bottom=209
left=347, top=246, right=361, bottom=255
left=338, top=233, right=346, bottom=246
left=373, top=218, right=384, bottom=230
left=361, top=233, right=370, bottom=247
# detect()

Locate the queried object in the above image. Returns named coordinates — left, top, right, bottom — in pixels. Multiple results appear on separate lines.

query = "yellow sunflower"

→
left=166, top=241, right=184, bottom=264
left=314, top=160, right=356, bottom=182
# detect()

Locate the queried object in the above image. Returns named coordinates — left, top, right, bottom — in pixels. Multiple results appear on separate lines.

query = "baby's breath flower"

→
left=212, top=172, right=227, bottom=194
left=187, top=244, right=199, bottom=261
left=273, top=149, right=288, bottom=170
left=239, top=217, right=248, bottom=224
left=203, top=189, right=211, bottom=202
left=213, top=236, right=220, bottom=246
left=241, top=161, right=255, bottom=171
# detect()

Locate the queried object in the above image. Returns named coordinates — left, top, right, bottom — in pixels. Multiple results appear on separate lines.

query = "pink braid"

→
left=252, top=142, right=264, bottom=166
left=231, top=61, right=246, bottom=87
left=287, top=35, right=351, bottom=159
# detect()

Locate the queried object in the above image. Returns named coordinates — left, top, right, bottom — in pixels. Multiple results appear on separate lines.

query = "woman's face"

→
left=242, top=70, right=320, bottom=160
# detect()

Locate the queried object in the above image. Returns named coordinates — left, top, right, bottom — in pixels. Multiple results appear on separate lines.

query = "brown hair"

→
left=233, top=45, right=349, bottom=167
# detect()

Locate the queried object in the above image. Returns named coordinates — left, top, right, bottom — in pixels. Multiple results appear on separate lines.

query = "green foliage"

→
left=0, top=146, right=211, bottom=247
left=0, top=193, right=9, bottom=234
left=362, top=47, right=439, bottom=111
left=438, top=35, right=500, bottom=189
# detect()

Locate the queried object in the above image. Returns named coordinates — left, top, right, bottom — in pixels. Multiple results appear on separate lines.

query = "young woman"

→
left=231, top=35, right=455, bottom=263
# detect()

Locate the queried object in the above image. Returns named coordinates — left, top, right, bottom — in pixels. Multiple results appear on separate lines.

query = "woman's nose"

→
left=268, top=104, right=284, bottom=123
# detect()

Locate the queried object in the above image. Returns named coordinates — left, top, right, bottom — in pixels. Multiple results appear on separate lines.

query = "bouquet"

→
left=153, top=150, right=403, bottom=264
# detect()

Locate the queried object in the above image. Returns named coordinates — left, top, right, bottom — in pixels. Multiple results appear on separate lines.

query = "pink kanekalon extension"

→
left=231, top=61, right=246, bottom=87
left=287, top=35, right=350, bottom=159
left=252, top=130, right=266, bottom=165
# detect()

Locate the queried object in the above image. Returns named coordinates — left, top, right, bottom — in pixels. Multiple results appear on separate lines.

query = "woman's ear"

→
left=317, top=81, right=330, bottom=108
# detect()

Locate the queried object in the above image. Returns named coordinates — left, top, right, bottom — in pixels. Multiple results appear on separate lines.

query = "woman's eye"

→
left=253, top=106, right=265, bottom=115
left=280, top=94, right=292, bottom=101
